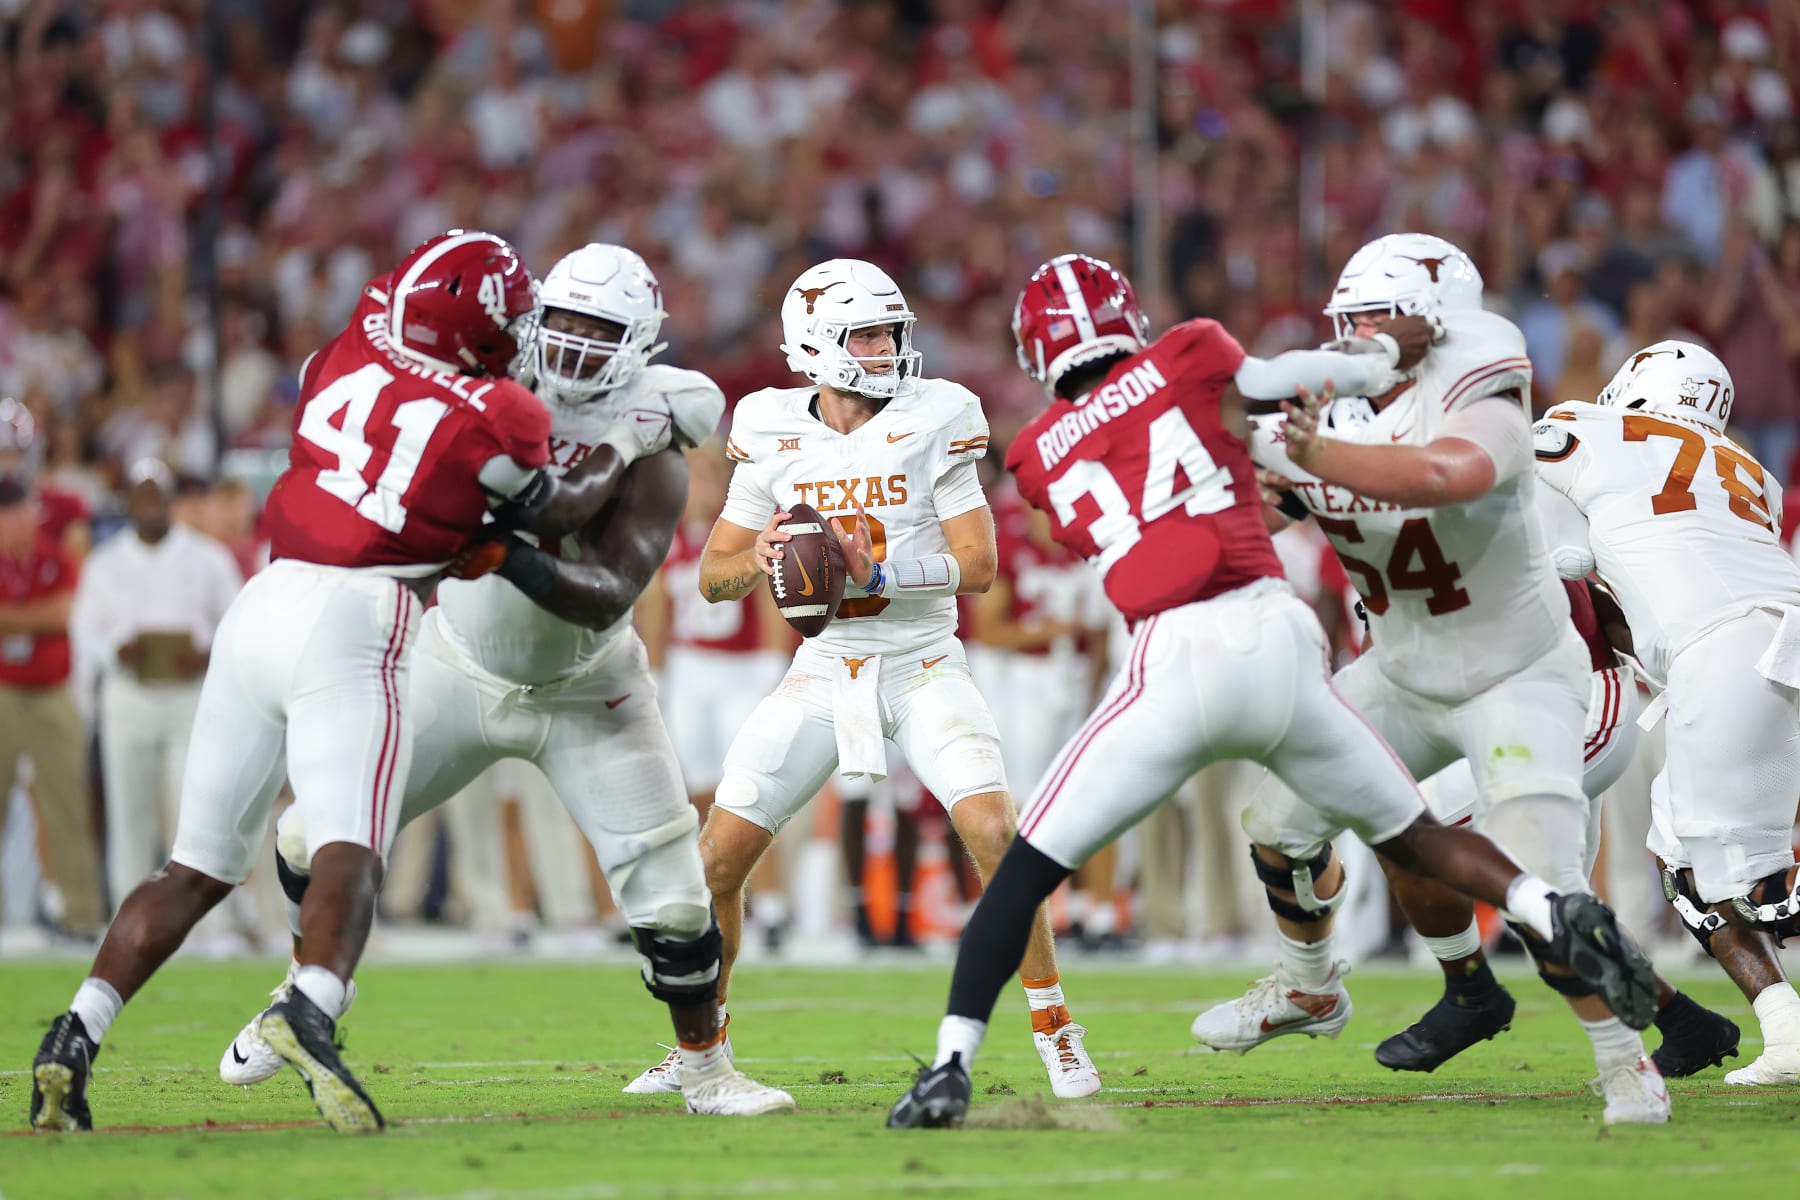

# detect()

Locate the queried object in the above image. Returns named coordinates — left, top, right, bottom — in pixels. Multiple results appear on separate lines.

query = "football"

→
left=771, top=503, right=847, bottom=637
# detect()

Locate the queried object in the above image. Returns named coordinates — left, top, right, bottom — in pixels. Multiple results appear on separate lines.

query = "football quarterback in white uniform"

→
left=1201, top=233, right=1670, bottom=1123
left=624, top=259, right=1099, bottom=1101
left=1535, top=341, right=1800, bottom=1086
left=217, top=244, right=793, bottom=1116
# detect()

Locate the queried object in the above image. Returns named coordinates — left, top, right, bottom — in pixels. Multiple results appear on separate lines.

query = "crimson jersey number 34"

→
left=1315, top=515, right=1472, bottom=616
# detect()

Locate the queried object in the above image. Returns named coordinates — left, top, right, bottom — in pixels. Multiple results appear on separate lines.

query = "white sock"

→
left=1503, top=875, right=1557, bottom=943
left=678, top=1029, right=732, bottom=1081
left=70, top=978, right=123, bottom=1043
left=293, top=966, right=349, bottom=1020
left=1422, top=919, right=1483, bottom=962
left=1279, top=933, right=1335, bottom=990
left=934, top=1014, right=987, bottom=1069
left=1022, top=979, right=1066, bottom=1011
left=1752, top=983, right=1800, bottom=1046
left=1579, top=1014, right=1645, bottom=1071
left=717, top=999, right=728, bottom=1027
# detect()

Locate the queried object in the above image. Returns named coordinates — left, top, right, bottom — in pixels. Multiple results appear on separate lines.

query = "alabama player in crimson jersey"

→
left=888, top=253, right=1655, bottom=1129
left=30, top=230, right=550, bottom=1137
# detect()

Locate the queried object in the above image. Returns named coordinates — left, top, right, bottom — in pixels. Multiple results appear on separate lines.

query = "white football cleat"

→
left=1593, top=1054, right=1671, bottom=1124
left=1724, top=1043, right=1800, bottom=1086
left=623, top=1035, right=734, bottom=1095
left=1190, top=965, right=1353, bottom=1053
left=1034, top=1022, right=1101, bottom=1098
left=682, top=1066, right=795, bottom=1116
left=219, top=964, right=357, bottom=1087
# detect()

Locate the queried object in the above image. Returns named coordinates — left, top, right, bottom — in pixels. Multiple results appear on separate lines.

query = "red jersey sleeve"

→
left=1162, top=319, right=1247, bottom=385
left=478, top=381, right=552, bottom=470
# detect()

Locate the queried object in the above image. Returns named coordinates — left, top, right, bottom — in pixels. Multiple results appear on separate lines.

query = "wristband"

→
left=864, top=560, right=886, bottom=597
left=497, top=540, right=558, bottom=601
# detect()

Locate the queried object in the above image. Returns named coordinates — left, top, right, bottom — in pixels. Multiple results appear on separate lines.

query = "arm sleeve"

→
left=1438, top=397, right=1534, bottom=483
left=932, top=457, right=988, bottom=520
left=478, top=454, right=543, bottom=500
left=1234, top=347, right=1404, bottom=402
left=1534, top=477, right=1596, bottom=580
left=719, top=460, right=778, bottom=530
left=484, top=384, right=552, bottom=470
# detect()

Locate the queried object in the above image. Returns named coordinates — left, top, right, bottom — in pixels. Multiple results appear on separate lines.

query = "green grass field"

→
left=0, top=959, right=1794, bottom=1199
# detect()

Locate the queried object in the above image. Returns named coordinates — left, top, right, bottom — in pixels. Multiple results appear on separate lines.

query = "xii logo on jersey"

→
left=778, top=437, right=803, bottom=452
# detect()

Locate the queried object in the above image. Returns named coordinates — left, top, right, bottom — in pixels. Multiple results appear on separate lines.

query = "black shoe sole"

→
left=887, top=1092, right=968, bottom=1129
left=259, top=1013, right=384, bottom=1134
left=1560, top=896, right=1657, bottom=1031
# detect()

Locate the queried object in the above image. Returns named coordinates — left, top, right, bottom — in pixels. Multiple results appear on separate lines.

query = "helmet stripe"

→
left=1052, top=260, right=1098, bottom=342
left=390, top=231, right=507, bottom=371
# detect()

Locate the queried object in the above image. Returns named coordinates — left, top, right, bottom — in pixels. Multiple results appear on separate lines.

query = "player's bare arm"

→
left=496, top=445, right=637, bottom=541
left=971, top=573, right=1074, bottom=651
left=514, top=449, right=689, bottom=631
left=699, top=511, right=789, bottom=602
left=1281, top=383, right=1503, bottom=507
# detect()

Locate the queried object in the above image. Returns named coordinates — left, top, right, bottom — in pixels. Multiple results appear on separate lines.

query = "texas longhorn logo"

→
left=1632, top=347, right=1683, bottom=370
left=793, top=281, right=844, bottom=315
left=1400, top=256, right=1447, bottom=282
left=842, top=656, right=870, bottom=680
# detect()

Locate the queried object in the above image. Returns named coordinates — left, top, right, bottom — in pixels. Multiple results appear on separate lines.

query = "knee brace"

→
left=1661, top=866, right=1726, bottom=957
left=630, top=918, right=723, bottom=1007
left=274, top=845, right=311, bottom=908
left=1729, top=871, right=1800, bottom=946
left=1251, top=844, right=1342, bottom=925
left=1503, top=919, right=1599, bottom=996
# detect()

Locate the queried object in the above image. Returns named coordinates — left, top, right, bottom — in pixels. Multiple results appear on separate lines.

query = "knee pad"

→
left=651, top=901, right=711, bottom=941
left=275, top=805, right=309, bottom=876
left=274, top=845, right=311, bottom=908
left=1729, top=871, right=1800, bottom=946
left=630, top=918, right=722, bottom=1006
left=1251, top=844, right=1342, bottom=925
left=1661, top=866, right=1726, bottom=956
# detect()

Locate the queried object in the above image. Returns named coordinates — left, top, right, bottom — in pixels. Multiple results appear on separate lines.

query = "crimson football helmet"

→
left=379, top=230, right=536, bottom=378
left=1012, top=253, right=1151, bottom=392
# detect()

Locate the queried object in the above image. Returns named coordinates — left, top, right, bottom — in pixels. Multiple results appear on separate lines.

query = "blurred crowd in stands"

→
left=2, top=0, right=1799, bottom=957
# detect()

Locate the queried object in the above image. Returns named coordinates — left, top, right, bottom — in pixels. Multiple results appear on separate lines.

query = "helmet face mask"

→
left=1324, top=233, right=1482, bottom=340
left=531, top=244, right=668, bottom=405
left=780, top=260, right=922, bottom=400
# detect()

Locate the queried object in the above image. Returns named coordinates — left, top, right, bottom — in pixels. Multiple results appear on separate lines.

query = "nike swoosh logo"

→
left=886, top=432, right=915, bottom=443
left=605, top=695, right=631, bottom=709
left=231, top=1044, right=249, bottom=1065
left=921, top=655, right=948, bottom=670
left=793, top=558, right=815, bottom=597
left=1260, top=993, right=1339, bottom=1033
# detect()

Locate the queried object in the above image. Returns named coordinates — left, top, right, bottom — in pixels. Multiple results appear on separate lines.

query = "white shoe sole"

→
left=1603, top=1106, right=1671, bottom=1125
left=684, top=1091, right=796, bottom=1116
left=1047, top=1073, right=1102, bottom=1099
left=31, top=1063, right=81, bottom=1132
left=257, top=1014, right=382, bottom=1135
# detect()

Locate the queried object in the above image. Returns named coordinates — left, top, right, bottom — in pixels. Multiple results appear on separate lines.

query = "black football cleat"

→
left=1551, top=893, right=1657, bottom=1030
left=887, top=1054, right=971, bottom=1129
left=1376, top=984, right=1515, bottom=1073
left=256, top=989, right=385, bottom=1134
left=30, top=1012, right=98, bottom=1132
left=1652, top=1002, right=1740, bottom=1078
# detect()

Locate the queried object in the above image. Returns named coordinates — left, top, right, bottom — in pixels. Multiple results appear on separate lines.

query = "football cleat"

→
left=1191, top=965, right=1353, bottom=1054
left=624, top=1033, right=734, bottom=1095
left=1722, top=1043, right=1800, bottom=1086
left=1651, top=1006, right=1739, bottom=1078
left=256, top=990, right=384, bottom=1134
left=682, top=1067, right=795, bottom=1116
left=1376, top=983, right=1515, bottom=1073
left=221, top=966, right=358, bottom=1087
left=29, top=1013, right=98, bottom=1132
left=886, top=1053, right=971, bottom=1129
left=1591, top=1054, right=1671, bottom=1124
left=1550, top=893, right=1657, bottom=1031
left=1034, top=1022, right=1101, bottom=1097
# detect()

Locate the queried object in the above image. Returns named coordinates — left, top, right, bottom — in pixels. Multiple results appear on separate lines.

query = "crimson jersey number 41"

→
left=296, top=363, right=454, bottom=534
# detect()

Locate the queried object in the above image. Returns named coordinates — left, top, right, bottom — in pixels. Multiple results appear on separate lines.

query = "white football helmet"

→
left=779, top=259, right=921, bottom=400
left=532, top=243, right=668, bottom=404
left=1595, top=340, right=1734, bottom=432
left=1323, top=232, right=1483, bottom=339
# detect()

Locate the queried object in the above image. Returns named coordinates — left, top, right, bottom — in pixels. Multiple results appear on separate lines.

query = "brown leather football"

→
left=771, top=503, right=847, bottom=637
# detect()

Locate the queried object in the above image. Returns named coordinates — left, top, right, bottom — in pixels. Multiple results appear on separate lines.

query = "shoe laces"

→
left=1240, top=974, right=1285, bottom=1010
left=647, top=1044, right=680, bottom=1074
left=1050, top=1025, right=1087, bottom=1070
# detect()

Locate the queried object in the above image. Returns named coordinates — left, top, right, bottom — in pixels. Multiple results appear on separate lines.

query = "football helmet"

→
left=779, top=259, right=921, bottom=400
left=1012, top=253, right=1150, bottom=393
left=380, top=230, right=535, bottom=378
left=1323, top=233, right=1482, bottom=339
left=1595, top=340, right=1734, bottom=432
left=532, top=243, right=668, bottom=404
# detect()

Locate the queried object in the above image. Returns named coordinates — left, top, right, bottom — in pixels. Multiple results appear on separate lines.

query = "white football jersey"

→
left=1533, top=401, right=1800, bottom=683
left=1249, top=309, right=1569, bottom=702
left=719, top=377, right=990, bottom=658
left=436, top=365, right=727, bottom=684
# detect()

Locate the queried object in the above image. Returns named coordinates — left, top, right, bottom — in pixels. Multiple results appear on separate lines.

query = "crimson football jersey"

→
left=266, top=288, right=550, bottom=570
left=662, top=520, right=763, bottom=653
left=995, top=514, right=1096, bottom=657
left=1007, top=319, right=1282, bottom=622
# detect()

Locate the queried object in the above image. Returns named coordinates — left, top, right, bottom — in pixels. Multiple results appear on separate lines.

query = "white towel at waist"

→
left=1755, top=605, right=1800, bottom=689
left=832, top=652, right=887, bottom=781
